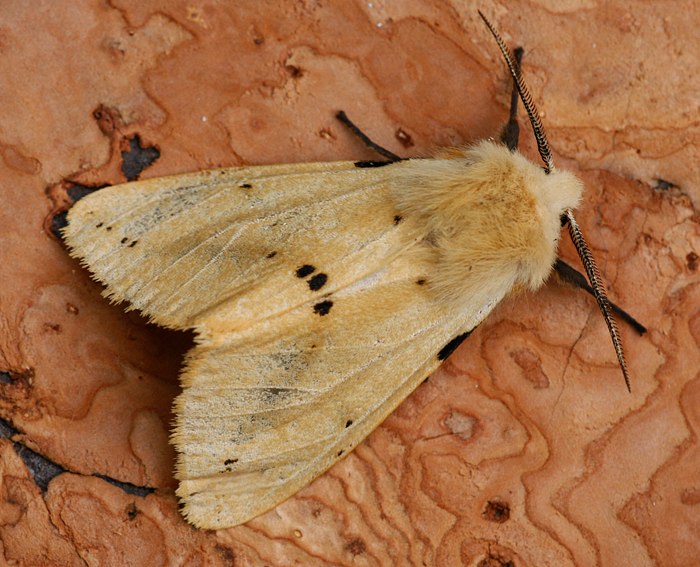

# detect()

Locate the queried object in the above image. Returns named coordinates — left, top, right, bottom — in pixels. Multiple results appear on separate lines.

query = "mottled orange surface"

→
left=1, top=1, right=698, bottom=565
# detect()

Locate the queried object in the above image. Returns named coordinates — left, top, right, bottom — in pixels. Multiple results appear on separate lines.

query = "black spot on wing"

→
left=266, top=251, right=277, bottom=258
left=313, top=300, right=333, bottom=316
left=296, top=264, right=316, bottom=278
left=393, top=214, right=403, bottom=225
left=353, top=160, right=393, bottom=168
left=239, top=183, right=252, bottom=189
left=415, top=278, right=426, bottom=286
left=345, top=419, right=353, bottom=428
left=437, top=330, right=473, bottom=361
left=308, top=273, right=328, bottom=291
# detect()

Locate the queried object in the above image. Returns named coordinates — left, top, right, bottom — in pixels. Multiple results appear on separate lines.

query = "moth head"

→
left=480, top=11, right=632, bottom=392
left=531, top=167, right=583, bottom=226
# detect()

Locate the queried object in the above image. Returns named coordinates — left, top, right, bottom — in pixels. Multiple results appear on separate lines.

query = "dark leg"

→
left=336, top=111, right=403, bottom=162
left=500, top=46, right=524, bottom=151
left=554, top=259, right=647, bottom=335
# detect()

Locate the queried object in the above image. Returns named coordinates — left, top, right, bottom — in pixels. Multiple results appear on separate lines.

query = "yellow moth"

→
left=63, top=13, right=637, bottom=529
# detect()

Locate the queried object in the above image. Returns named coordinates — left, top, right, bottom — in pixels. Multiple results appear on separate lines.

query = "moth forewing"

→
left=64, top=162, right=401, bottom=329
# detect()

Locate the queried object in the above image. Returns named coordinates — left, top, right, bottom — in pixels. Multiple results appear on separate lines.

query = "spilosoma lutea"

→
left=63, top=12, right=641, bottom=529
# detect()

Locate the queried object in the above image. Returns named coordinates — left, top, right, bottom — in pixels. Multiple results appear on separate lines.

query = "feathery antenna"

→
left=478, top=10, right=555, bottom=174
left=566, top=212, right=631, bottom=391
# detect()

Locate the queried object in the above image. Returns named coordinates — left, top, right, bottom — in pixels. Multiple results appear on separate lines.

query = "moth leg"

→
left=554, top=259, right=647, bottom=335
left=500, top=47, right=524, bottom=151
left=336, top=110, right=403, bottom=162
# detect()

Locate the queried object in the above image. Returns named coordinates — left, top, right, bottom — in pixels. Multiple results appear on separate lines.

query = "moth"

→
left=63, top=13, right=642, bottom=529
